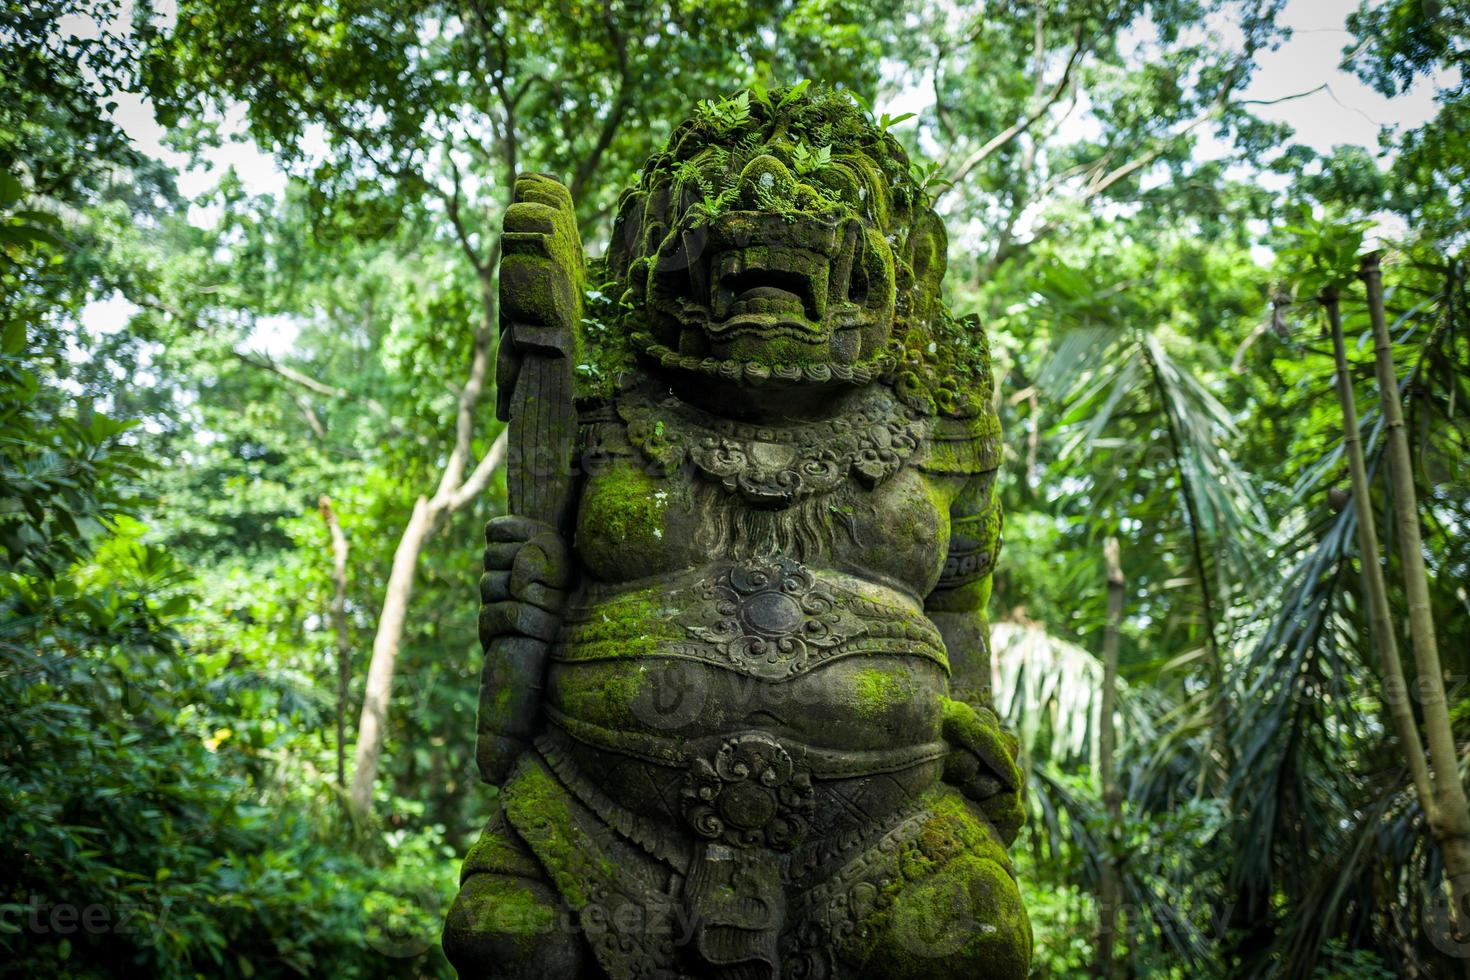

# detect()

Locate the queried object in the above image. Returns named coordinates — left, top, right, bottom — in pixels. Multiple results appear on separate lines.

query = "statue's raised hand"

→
left=941, top=697, right=1025, bottom=847
left=477, top=172, right=583, bottom=785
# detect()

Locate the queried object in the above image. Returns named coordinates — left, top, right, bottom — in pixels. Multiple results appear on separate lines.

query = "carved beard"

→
left=690, top=481, right=847, bottom=563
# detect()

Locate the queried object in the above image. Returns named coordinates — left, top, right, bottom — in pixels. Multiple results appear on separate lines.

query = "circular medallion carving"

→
left=743, top=590, right=804, bottom=635
left=681, top=732, right=815, bottom=850
left=685, top=558, right=854, bottom=673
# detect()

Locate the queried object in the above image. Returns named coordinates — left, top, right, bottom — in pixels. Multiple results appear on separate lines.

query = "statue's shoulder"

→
left=917, top=411, right=1002, bottom=477
left=889, top=312, right=1002, bottom=478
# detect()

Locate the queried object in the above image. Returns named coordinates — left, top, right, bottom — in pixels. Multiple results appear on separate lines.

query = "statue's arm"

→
left=475, top=173, right=585, bottom=785
left=924, top=469, right=1024, bottom=845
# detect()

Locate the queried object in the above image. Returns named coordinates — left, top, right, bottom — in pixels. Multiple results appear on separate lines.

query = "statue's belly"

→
left=546, top=653, right=946, bottom=751
left=541, top=560, right=951, bottom=840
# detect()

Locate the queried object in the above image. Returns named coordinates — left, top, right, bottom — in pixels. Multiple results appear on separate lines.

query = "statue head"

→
left=600, top=86, right=953, bottom=390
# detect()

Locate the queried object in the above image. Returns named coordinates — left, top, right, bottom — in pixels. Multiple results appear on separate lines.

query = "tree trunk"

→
left=319, top=495, right=352, bottom=787
left=1095, top=536, right=1125, bottom=977
left=1358, top=256, right=1470, bottom=942
left=349, top=494, right=433, bottom=813
left=345, top=233, right=510, bottom=814
left=346, top=426, right=509, bottom=814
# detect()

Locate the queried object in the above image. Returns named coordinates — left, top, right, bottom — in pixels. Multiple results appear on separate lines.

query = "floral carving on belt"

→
left=682, top=731, right=816, bottom=850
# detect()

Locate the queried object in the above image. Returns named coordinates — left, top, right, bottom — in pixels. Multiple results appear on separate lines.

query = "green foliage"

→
left=789, top=139, right=832, bottom=176
left=695, top=91, right=755, bottom=135
left=0, top=0, right=150, bottom=203
left=0, top=345, right=454, bottom=976
left=1275, top=208, right=1373, bottom=298
left=6, top=0, right=1469, bottom=976
left=0, top=333, right=142, bottom=574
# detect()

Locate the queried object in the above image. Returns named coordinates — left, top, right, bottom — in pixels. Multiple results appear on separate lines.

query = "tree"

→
left=141, top=0, right=898, bottom=811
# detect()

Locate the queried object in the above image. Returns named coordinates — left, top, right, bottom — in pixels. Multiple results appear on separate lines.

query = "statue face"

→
left=646, top=143, right=897, bottom=368
left=609, top=89, right=945, bottom=384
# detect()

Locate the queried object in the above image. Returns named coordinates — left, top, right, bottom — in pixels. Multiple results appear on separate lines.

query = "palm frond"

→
left=991, top=621, right=1164, bottom=772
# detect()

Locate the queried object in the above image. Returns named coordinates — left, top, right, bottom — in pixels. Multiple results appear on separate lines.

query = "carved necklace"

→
left=617, top=386, right=928, bottom=507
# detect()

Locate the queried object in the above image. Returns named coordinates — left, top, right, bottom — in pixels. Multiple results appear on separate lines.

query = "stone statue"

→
left=443, top=86, right=1028, bottom=980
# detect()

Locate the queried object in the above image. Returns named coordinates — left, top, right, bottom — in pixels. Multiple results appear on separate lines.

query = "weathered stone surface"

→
left=445, top=86, right=1028, bottom=980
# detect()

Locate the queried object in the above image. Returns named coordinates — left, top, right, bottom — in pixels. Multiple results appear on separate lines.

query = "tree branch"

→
left=570, top=0, right=634, bottom=202
left=233, top=349, right=347, bottom=399
left=446, top=427, right=509, bottom=510
left=318, top=495, right=353, bottom=787
left=1017, top=65, right=1246, bottom=254
left=428, top=234, right=503, bottom=509
left=290, top=389, right=329, bottom=440
left=435, top=153, right=487, bottom=274
left=936, top=25, right=1086, bottom=201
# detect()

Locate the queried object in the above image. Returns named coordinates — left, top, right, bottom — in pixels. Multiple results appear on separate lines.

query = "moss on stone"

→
left=738, top=153, right=797, bottom=210
left=578, top=83, right=1004, bottom=410
left=575, top=460, right=669, bottom=555
left=451, top=873, right=559, bottom=943
left=501, top=760, right=593, bottom=908
left=839, top=786, right=1030, bottom=979
left=850, top=666, right=917, bottom=722
left=550, top=661, right=651, bottom=720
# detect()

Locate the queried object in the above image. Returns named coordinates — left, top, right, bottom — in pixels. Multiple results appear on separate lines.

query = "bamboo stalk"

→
left=1358, top=255, right=1470, bottom=940
left=1320, top=288, right=1434, bottom=812
left=1095, top=536, right=1126, bottom=978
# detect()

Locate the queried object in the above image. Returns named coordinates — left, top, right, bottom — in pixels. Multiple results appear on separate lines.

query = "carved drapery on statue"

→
left=444, top=86, right=1028, bottom=980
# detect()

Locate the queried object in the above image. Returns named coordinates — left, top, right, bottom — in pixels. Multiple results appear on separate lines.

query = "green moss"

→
left=840, top=787, right=1031, bottom=978
left=451, top=874, right=558, bottom=944
left=581, top=83, right=1000, bottom=427
left=489, top=676, right=516, bottom=724
left=576, top=461, right=668, bottom=547
left=851, top=666, right=917, bottom=721
left=501, top=761, right=591, bottom=907
left=738, top=153, right=797, bottom=209
left=551, top=663, right=650, bottom=718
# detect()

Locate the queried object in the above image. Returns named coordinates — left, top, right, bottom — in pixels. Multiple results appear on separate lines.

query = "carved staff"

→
left=476, top=173, right=583, bottom=783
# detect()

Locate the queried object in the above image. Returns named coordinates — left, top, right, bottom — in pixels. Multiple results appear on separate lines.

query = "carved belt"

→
left=553, top=557, right=949, bottom=681
left=543, top=706, right=947, bottom=845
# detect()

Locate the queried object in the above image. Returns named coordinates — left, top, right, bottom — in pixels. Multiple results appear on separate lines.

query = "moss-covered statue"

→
left=443, top=86, right=1029, bottom=980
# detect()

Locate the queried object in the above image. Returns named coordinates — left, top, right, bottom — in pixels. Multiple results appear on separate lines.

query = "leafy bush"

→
left=1, top=337, right=452, bottom=977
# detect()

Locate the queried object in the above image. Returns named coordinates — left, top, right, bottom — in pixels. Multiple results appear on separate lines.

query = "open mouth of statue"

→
left=708, top=247, right=832, bottom=335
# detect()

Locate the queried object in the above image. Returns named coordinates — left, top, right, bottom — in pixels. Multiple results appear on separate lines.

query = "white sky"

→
left=89, top=0, right=1458, bottom=350
left=1242, top=0, right=1449, bottom=152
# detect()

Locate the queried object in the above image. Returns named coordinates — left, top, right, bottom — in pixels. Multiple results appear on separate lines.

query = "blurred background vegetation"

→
left=2, top=0, right=1467, bottom=975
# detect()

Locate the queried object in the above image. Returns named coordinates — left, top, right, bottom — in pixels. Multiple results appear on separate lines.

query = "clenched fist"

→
left=475, top=514, right=572, bottom=785
left=479, top=514, right=571, bottom=647
left=941, top=697, right=1025, bottom=847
